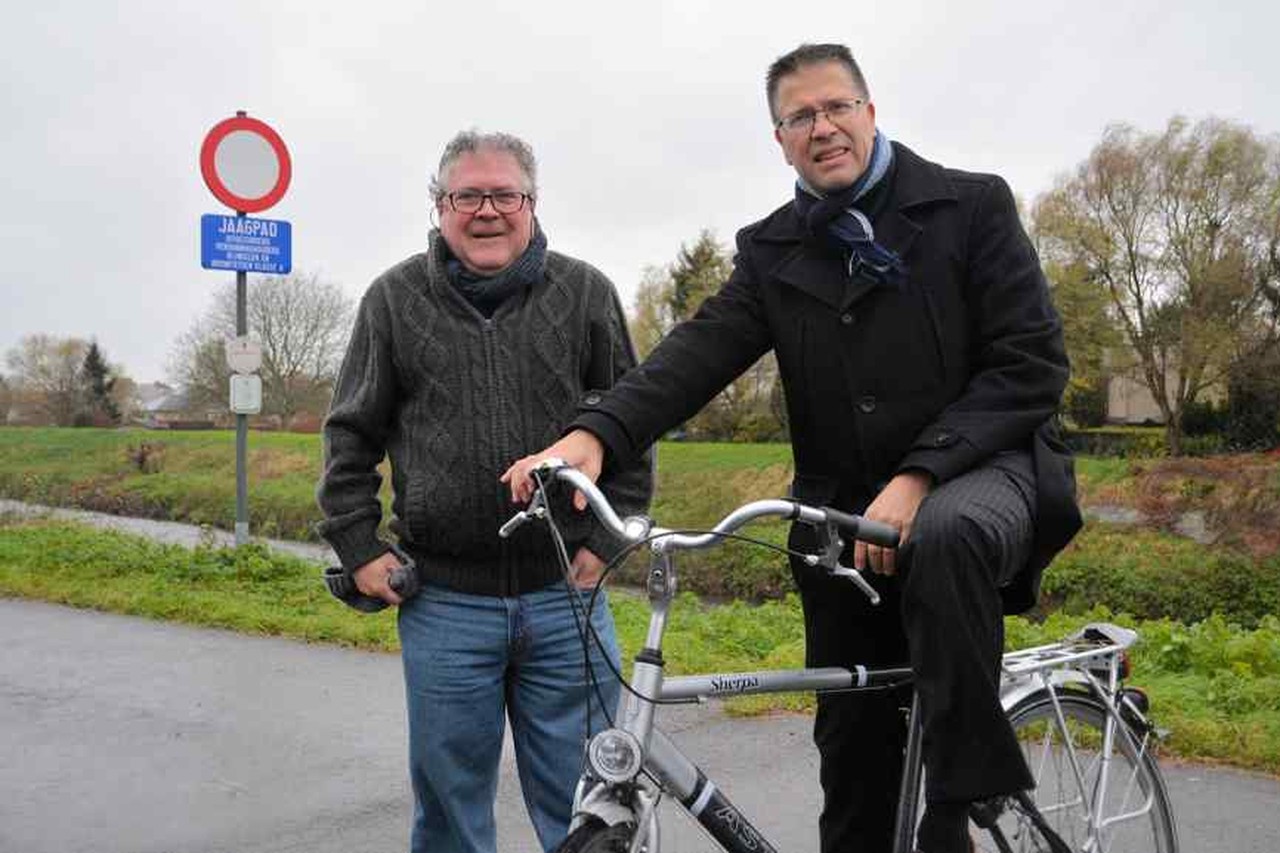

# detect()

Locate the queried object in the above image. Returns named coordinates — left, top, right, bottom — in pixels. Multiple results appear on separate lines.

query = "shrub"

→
left=1180, top=399, right=1228, bottom=437
left=124, top=441, right=165, bottom=473
left=1225, top=365, right=1280, bottom=451
left=1041, top=527, right=1280, bottom=627
left=1064, top=427, right=1229, bottom=458
left=1064, top=428, right=1167, bottom=458
left=1181, top=434, right=1228, bottom=457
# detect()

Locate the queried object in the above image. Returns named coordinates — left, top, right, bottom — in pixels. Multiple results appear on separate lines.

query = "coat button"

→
left=933, top=431, right=953, bottom=446
left=583, top=393, right=602, bottom=406
left=858, top=395, right=877, bottom=414
left=840, top=312, right=855, bottom=325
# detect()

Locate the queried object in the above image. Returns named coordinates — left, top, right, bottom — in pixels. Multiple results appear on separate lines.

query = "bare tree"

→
left=1034, top=117, right=1280, bottom=453
left=628, top=265, right=674, bottom=360
left=5, top=334, right=89, bottom=426
left=168, top=317, right=228, bottom=410
left=629, top=231, right=785, bottom=441
left=170, top=272, right=354, bottom=427
left=248, top=273, right=353, bottom=422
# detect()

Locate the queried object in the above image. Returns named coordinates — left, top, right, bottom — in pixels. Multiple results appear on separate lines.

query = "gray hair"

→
left=429, top=130, right=538, bottom=203
left=766, top=43, right=869, bottom=122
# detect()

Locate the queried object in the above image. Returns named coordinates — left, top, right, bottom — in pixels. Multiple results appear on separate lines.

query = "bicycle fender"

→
left=999, top=669, right=1091, bottom=714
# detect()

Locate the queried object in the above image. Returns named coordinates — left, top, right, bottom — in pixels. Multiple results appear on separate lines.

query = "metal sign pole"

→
left=235, top=213, right=249, bottom=547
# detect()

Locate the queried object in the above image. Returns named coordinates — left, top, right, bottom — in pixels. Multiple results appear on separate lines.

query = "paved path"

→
left=3, top=504, right=1279, bottom=851
left=0, top=599, right=820, bottom=853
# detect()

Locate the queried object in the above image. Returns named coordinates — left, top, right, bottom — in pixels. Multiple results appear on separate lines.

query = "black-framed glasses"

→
left=775, top=98, right=865, bottom=135
left=444, top=189, right=532, bottom=214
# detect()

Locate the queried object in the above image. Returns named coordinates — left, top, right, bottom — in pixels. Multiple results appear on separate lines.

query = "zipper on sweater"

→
left=480, top=319, right=514, bottom=595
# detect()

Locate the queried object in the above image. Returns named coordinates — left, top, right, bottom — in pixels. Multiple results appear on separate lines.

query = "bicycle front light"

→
left=588, top=728, right=643, bottom=783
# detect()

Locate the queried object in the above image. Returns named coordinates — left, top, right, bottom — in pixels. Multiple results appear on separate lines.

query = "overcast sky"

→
left=2, top=0, right=1276, bottom=383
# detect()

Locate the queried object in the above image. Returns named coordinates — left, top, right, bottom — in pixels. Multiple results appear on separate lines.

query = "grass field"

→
left=0, top=428, right=804, bottom=596
left=0, top=426, right=1214, bottom=528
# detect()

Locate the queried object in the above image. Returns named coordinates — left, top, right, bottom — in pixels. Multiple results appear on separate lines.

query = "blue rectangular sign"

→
left=201, top=214, right=292, bottom=274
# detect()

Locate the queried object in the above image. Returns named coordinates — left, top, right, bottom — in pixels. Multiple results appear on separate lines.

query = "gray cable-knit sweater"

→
left=317, top=231, right=653, bottom=596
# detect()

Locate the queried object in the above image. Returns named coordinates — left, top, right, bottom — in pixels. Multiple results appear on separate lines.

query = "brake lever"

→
left=809, top=522, right=881, bottom=606
left=830, top=564, right=881, bottom=605
left=499, top=490, right=548, bottom=538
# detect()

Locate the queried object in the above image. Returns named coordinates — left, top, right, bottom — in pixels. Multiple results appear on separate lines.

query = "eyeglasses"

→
left=775, top=98, right=865, bottom=135
left=444, top=189, right=532, bottom=215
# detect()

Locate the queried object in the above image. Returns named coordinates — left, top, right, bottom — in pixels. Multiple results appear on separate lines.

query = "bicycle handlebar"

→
left=503, top=458, right=900, bottom=552
left=820, top=506, right=900, bottom=549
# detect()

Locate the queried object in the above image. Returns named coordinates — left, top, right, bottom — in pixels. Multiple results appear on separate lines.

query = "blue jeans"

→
left=397, top=580, right=621, bottom=853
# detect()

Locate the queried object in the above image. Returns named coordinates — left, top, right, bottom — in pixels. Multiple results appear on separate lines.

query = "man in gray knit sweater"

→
left=317, top=130, right=651, bottom=853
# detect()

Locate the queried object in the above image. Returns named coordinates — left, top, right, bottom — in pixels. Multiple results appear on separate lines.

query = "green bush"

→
left=1065, top=427, right=1231, bottom=458
left=1041, top=526, right=1280, bottom=627
left=1064, top=428, right=1167, bottom=458
left=1181, top=434, right=1227, bottom=456
left=1225, top=367, right=1280, bottom=451
left=1180, top=399, right=1228, bottom=437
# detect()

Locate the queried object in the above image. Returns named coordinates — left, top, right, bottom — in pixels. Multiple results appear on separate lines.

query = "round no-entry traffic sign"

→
left=200, top=114, right=291, bottom=213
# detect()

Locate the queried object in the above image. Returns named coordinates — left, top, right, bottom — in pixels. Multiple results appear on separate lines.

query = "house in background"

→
left=1107, top=372, right=1165, bottom=424
left=132, top=383, right=221, bottom=429
left=1103, top=355, right=1226, bottom=425
left=2, top=386, right=50, bottom=425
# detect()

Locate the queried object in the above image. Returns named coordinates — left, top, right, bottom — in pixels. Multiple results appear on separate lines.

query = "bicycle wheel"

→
left=553, top=817, right=640, bottom=853
left=972, top=690, right=1178, bottom=853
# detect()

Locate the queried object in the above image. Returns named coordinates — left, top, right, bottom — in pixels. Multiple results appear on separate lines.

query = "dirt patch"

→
left=250, top=448, right=316, bottom=480
left=66, top=476, right=170, bottom=520
left=1086, top=454, right=1280, bottom=557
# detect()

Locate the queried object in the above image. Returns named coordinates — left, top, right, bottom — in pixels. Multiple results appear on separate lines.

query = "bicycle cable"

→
left=535, top=468, right=617, bottom=733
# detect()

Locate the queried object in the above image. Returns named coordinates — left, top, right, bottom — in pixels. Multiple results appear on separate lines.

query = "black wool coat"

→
left=577, top=143, right=1082, bottom=611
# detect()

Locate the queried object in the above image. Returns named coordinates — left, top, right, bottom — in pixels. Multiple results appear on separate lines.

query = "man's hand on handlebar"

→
left=501, top=429, right=604, bottom=510
left=856, top=470, right=932, bottom=576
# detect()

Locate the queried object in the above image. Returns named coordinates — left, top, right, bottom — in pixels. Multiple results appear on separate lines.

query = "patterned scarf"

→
left=793, top=129, right=905, bottom=286
left=444, top=221, right=548, bottom=318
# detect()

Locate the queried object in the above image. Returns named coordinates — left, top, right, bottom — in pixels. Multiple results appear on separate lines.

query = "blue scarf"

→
left=793, top=129, right=905, bottom=286
left=444, top=222, right=548, bottom=318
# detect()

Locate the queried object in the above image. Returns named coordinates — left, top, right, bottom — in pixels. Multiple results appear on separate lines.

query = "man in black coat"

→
left=504, top=43, right=1081, bottom=853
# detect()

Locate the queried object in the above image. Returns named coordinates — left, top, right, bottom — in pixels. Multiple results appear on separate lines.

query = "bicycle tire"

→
left=552, top=817, right=640, bottom=853
left=972, top=690, right=1178, bottom=853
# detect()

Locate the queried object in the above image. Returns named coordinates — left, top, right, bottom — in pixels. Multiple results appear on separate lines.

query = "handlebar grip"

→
left=388, top=565, right=420, bottom=598
left=323, top=565, right=389, bottom=613
left=822, top=507, right=900, bottom=548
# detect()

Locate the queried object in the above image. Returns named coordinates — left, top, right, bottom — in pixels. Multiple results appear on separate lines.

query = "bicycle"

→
left=502, top=459, right=1178, bottom=853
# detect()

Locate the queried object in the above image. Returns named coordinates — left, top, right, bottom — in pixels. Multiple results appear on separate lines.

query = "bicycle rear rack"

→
left=1000, top=622, right=1136, bottom=679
